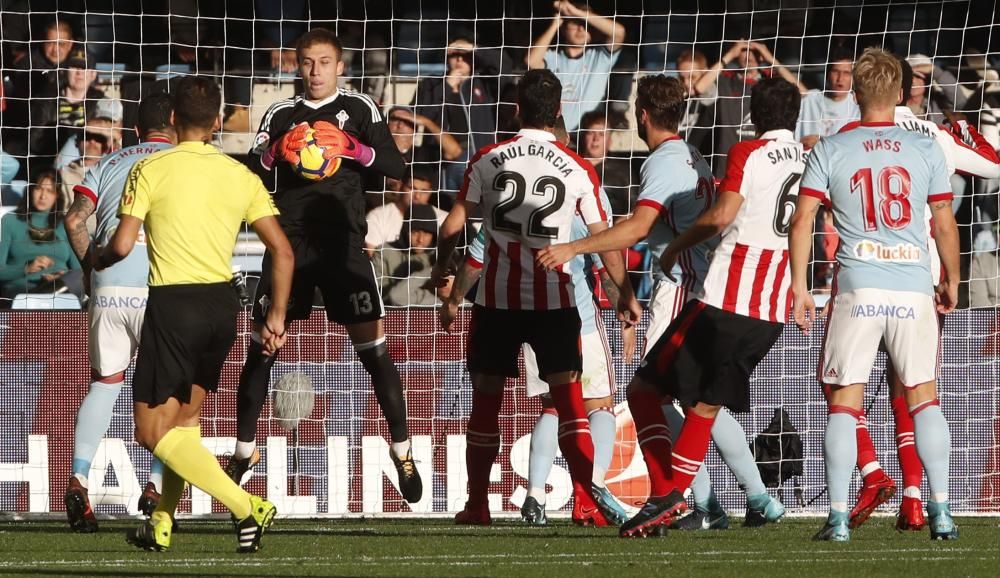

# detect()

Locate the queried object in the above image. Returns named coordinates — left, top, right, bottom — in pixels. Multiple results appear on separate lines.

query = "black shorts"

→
left=635, top=301, right=783, bottom=412
left=252, top=235, right=383, bottom=325
left=133, top=283, right=239, bottom=406
left=467, top=305, right=582, bottom=379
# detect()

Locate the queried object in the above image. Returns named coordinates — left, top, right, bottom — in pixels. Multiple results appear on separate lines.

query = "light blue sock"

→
left=712, top=408, right=767, bottom=501
left=527, top=411, right=559, bottom=502
left=588, top=408, right=616, bottom=486
left=912, top=405, right=951, bottom=503
left=148, top=458, right=165, bottom=493
left=825, top=412, right=858, bottom=512
left=72, top=380, right=123, bottom=482
left=662, top=403, right=712, bottom=508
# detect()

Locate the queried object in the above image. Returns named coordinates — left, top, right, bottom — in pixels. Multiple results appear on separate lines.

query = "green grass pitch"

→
left=2, top=517, right=998, bottom=577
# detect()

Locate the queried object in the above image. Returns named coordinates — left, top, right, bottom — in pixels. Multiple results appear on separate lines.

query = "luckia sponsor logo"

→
left=853, top=240, right=921, bottom=262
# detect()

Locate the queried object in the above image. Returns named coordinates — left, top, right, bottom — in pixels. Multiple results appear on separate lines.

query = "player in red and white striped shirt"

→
left=432, top=69, right=640, bottom=527
left=617, top=78, right=805, bottom=538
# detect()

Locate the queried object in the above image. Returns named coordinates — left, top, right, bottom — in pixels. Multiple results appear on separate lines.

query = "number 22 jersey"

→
left=458, top=128, right=608, bottom=310
left=800, top=122, right=953, bottom=296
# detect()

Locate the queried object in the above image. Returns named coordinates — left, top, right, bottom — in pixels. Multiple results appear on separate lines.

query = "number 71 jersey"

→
left=458, top=128, right=609, bottom=310
left=800, top=123, right=953, bottom=296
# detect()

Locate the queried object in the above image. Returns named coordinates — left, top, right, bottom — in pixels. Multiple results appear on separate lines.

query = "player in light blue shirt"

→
left=62, top=93, right=176, bottom=533
left=790, top=48, right=960, bottom=542
left=525, top=2, right=626, bottom=132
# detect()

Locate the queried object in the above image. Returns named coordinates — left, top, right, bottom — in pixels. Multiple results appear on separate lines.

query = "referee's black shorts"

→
left=133, top=282, right=239, bottom=406
left=252, top=235, right=383, bottom=325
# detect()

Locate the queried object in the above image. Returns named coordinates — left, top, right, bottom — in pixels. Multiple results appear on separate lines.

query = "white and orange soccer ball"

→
left=293, top=128, right=342, bottom=181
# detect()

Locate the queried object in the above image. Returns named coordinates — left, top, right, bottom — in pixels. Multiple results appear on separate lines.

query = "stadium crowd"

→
left=0, top=2, right=998, bottom=310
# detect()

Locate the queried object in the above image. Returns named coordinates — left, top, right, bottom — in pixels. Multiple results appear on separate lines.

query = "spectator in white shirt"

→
left=365, top=168, right=447, bottom=254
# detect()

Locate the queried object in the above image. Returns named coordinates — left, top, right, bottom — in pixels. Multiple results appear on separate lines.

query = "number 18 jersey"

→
left=800, top=123, right=953, bottom=296
left=458, top=128, right=608, bottom=310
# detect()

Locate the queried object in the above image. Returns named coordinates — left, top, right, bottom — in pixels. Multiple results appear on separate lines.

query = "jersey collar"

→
left=759, top=128, right=795, bottom=142
left=145, top=136, right=171, bottom=144
left=517, top=128, right=556, bottom=141
left=894, top=105, right=916, bottom=121
left=300, top=91, right=340, bottom=110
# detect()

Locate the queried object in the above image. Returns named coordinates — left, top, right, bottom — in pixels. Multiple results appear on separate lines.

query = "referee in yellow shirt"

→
left=96, top=76, right=294, bottom=554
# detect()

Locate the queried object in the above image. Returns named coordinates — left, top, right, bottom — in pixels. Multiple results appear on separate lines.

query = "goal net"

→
left=0, top=1, right=998, bottom=518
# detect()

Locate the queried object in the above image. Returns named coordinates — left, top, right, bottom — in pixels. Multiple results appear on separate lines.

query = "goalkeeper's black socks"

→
left=356, top=338, right=409, bottom=443
left=237, top=338, right=277, bottom=445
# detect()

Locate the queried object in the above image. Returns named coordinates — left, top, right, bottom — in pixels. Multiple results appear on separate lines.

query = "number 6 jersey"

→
left=458, top=128, right=608, bottom=310
left=799, top=122, right=952, bottom=296
left=700, top=129, right=805, bottom=322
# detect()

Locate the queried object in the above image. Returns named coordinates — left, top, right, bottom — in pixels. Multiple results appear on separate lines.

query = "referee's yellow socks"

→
left=153, top=426, right=252, bottom=520
left=153, top=426, right=197, bottom=518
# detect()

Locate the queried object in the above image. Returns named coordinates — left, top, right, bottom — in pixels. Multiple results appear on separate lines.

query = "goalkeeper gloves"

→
left=261, top=122, right=310, bottom=169
left=311, top=120, right=376, bottom=167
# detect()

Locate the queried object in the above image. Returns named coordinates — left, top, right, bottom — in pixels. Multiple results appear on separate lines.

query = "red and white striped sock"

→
left=669, top=410, right=716, bottom=495
left=894, top=395, right=925, bottom=499
left=628, top=389, right=673, bottom=497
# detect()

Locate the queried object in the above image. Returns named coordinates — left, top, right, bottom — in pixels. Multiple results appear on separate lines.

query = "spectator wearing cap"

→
left=54, top=98, right=124, bottom=170
left=412, top=37, right=498, bottom=194
left=525, top=1, right=627, bottom=133
left=906, top=53, right=968, bottom=124
left=58, top=116, right=117, bottom=209
left=373, top=203, right=450, bottom=307
left=365, top=169, right=447, bottom=254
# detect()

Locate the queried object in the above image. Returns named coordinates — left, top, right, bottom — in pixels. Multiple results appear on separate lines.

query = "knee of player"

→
left=354, top=336, right=392, bottom=366
left=134, top=426, right=161, bottom=452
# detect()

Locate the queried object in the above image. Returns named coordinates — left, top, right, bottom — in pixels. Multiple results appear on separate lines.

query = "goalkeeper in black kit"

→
left=228, top=28, right=422, bottom=502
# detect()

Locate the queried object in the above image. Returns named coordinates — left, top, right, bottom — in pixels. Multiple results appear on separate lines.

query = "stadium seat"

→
left=10, top=292, right=82, bottom=310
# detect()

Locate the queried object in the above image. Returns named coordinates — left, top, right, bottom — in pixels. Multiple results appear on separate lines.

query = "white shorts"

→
left=88, top=286, right=147, bottom=377
left=643, top=280, right=691, bottom=358
left=524, top=316, right=614, bottom=399
left=819, top=288, right=939, bottom=388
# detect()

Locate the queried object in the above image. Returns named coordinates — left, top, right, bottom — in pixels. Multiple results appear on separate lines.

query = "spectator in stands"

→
left=0, top=169, right=81, bottom=300
left=692, top=40, right=807, bottom=177
left=525, top=1, right=626, bottom=133
left=412, top=37, right=498, bottom=195
left=366, top=168, right=447, bottom=253
left=970, top=244, right=999, bottom=308
left=906, top=53, right=968, bottom=124
left=796, top=50, right=860, bottom=147
left=30, top=48, right=113, bottom=163
left=387, top=105, right=463, bottom=179
left=9, top=19, right=75, bottom=77
left=374, top=204, right=449, bottom=307
left=58, top=116, right=116, bottom=208
left=55, top=99, right=123, bottom=169
left=675, top=49, right=713, bottom=148
left=579, top=110, right=636, bottom=218
left=2, top=20, right=77, bottom=177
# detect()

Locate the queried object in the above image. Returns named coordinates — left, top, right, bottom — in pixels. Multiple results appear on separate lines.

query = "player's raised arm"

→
left=537, top=205, right=658, bottom=270
left=660, top=190, right=743, bottom=281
